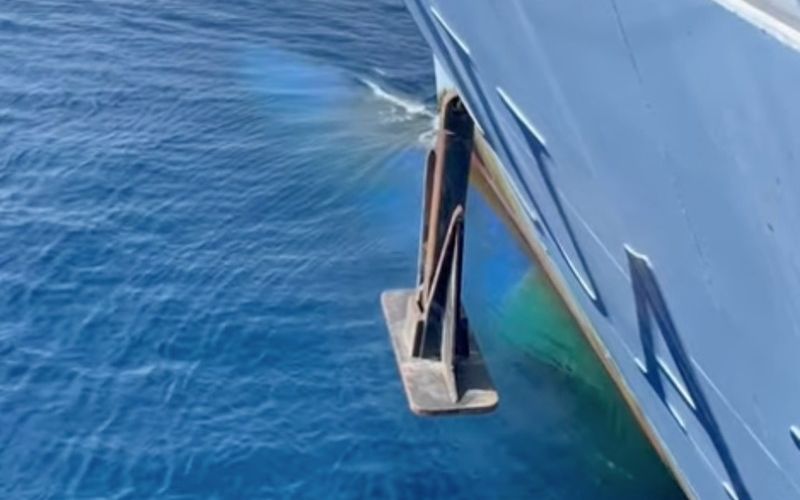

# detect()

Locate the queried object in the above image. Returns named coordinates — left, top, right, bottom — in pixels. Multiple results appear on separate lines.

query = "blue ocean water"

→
left=0, top=1, right=683, bottom=498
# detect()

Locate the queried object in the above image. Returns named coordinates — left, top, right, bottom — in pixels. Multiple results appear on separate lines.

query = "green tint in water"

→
left=501, top=270, right=685, bottom=498
left=503, top=272, right=610, bottom=394
left=461, top=185, right=684, bottom=498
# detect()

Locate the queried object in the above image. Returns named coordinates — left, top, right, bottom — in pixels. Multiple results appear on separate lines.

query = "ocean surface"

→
left=0, top=1, right=684, bottom=498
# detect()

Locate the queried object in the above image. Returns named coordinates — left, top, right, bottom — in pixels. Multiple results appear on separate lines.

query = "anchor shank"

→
left=380, top=93, right=498, bottom=416
left=420, top=98, right=475, bottom=307
left=415, top=97, right=474, bottom=360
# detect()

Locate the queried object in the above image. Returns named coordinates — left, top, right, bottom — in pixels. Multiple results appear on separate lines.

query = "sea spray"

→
left=243, top=48, right=435, bottom=152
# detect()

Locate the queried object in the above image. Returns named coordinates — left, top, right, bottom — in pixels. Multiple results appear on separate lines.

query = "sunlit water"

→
left=0, top=1, right=683, bottom=498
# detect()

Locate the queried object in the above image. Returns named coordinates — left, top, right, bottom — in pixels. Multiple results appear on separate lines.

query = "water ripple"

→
left=0, top=1, right=683, bottom=499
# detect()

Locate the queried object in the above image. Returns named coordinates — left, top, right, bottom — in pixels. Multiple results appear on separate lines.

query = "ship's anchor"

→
left=381, top=93, right=498, bottom=415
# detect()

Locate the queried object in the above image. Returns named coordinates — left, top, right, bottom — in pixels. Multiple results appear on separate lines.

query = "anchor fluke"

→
left=381, top=94, right=498, bottom=416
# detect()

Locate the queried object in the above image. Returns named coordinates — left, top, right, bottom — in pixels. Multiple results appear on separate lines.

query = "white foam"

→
left=359, top=78, right=434, bottom=118
left=417, top=115, right=438, bottom=148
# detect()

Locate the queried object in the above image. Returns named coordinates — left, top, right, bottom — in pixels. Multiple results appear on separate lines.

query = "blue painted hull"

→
left=405, top=1, right=800, bottom=498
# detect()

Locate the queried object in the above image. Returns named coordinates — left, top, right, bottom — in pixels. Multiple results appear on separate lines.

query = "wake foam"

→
left=359, top=78, right=434, bottom=118
left=357, top=77, right=436, bottom=147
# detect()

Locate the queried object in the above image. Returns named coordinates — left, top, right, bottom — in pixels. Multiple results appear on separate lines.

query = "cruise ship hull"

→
left=404, top=1, right=800, bottom=498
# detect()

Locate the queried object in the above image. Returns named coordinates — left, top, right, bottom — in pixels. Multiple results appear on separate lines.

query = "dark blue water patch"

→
left=0, top=1, right=681, bottom=498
